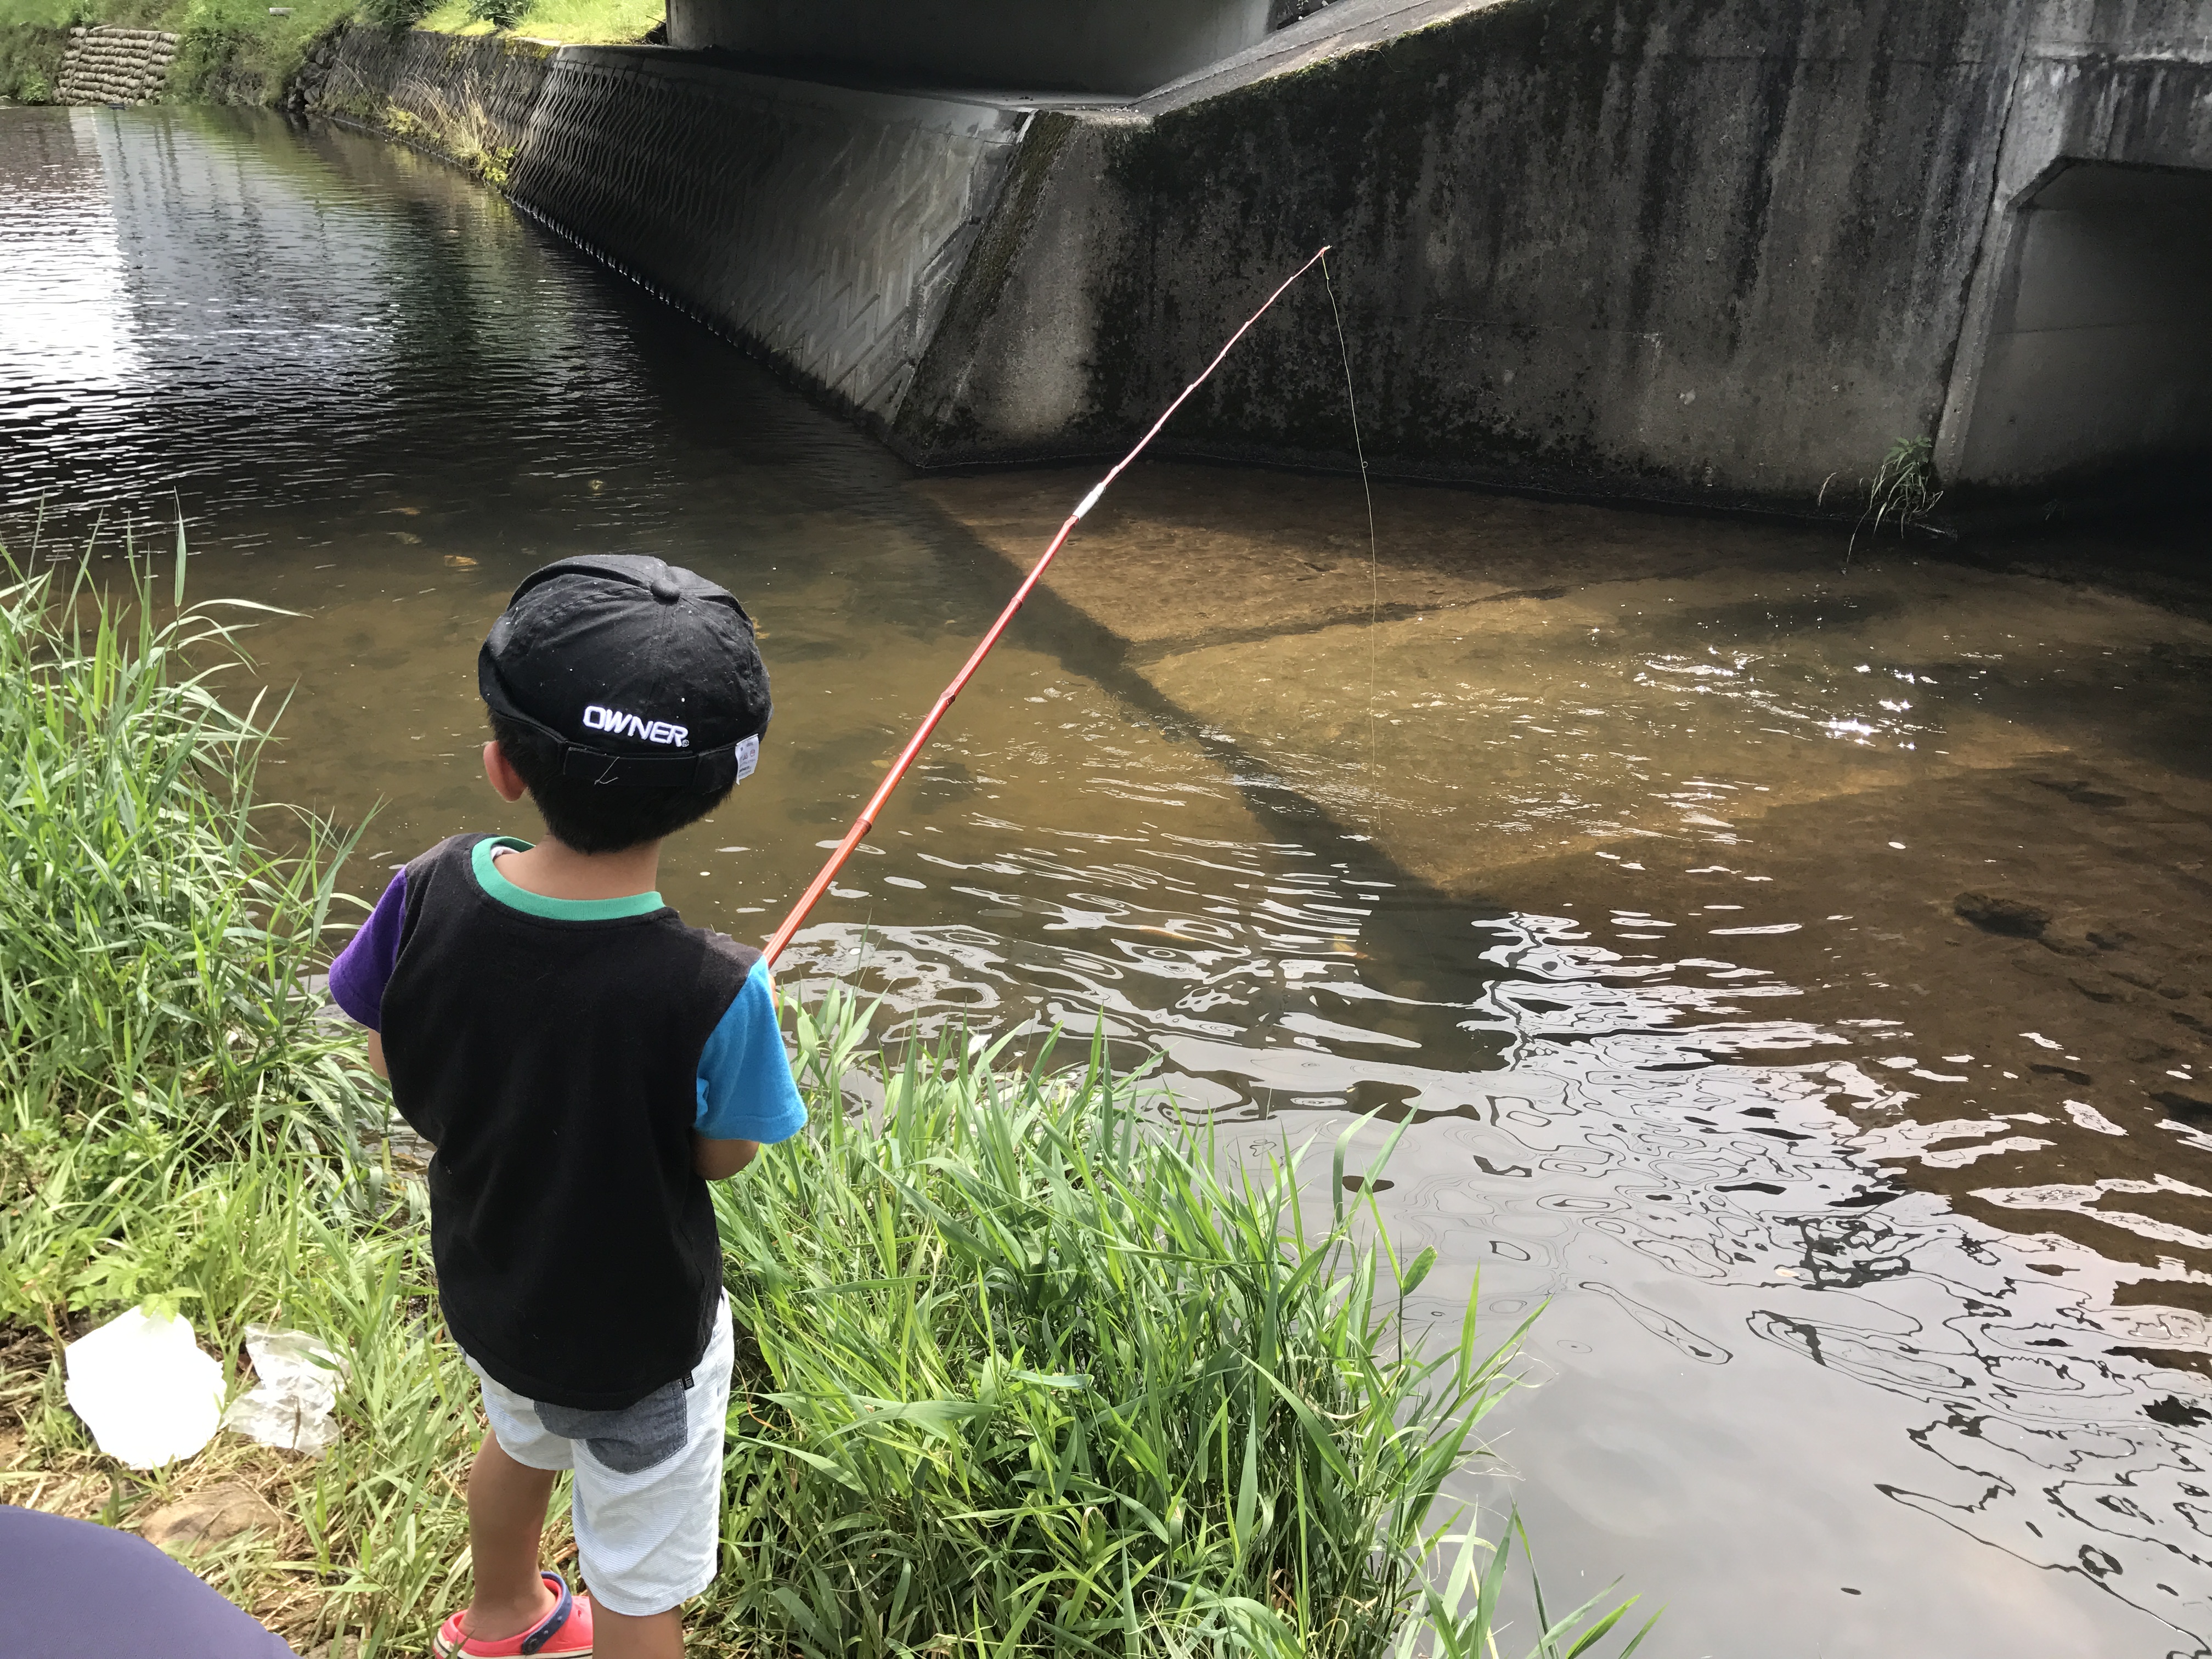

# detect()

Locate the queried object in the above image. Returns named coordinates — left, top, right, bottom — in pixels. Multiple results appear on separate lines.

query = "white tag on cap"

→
left=732, top=733, right=760, bottom=782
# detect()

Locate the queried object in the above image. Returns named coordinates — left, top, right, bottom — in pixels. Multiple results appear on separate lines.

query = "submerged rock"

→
left=1954, top=891, right=2052, bottom=938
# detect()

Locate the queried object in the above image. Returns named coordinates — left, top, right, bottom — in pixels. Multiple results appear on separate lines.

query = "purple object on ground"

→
left=329, top=869, right=407, bottom=1031
left=0, top=1504, right=298, bottom=1657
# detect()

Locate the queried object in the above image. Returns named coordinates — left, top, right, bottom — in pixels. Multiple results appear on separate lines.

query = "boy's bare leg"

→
left=594, top=1605, right=685, bottom=1658
left=464, top=1433, right=559, bottom=1638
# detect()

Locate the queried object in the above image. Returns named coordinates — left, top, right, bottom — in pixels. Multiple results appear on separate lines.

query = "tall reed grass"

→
left=0, top=534, right=1648, bottom=1657
left=0, top=533, right=377, bottom=1323
left=0, top=533, right=482, bottom=1647
left=708, top=989, right=1651, bottom=1658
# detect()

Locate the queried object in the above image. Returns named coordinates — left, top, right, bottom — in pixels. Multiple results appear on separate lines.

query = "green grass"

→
left=0, top=0, right=358, bottom=105
left=1819, top=436, right=1945, bottom=569
left=415, top=0, right=660, bottom=47
left=708, top=990, right=1654, bottom=1657
left=0, top=521, right=376, bottom=1318
left=0, top=522, right=472, bottom=1647
left=0, top=529, right=1650, bottom=1657
left=0, top=0, right=659, bottom=108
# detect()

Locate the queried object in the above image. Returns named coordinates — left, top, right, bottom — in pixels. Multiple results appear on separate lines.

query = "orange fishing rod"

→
left=760, top=244, right=1334, bottom=969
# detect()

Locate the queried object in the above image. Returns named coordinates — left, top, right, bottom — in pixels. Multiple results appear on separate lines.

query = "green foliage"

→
left=164, top=0, right=355, bottom=103
left=0, top=524, right=486, bottom=1649
left=0, top=521, right=381, bottom=1322
left=0, top=0, right=91, bottom=28
left=460, top=0, right=528, bottom=28
left=1824, top=436, right=1945, bottom=569
left=1861, top=436, right=1943, bottom=537
left=0, top=534, right=1646, bottom=1656
left=0, top=19, right=68, bottom=102
left=705, top=983, right=1651, bottom=1657
left=0, top=0, right=360, bottom=105
left=359, top=0, right=433, bottom=32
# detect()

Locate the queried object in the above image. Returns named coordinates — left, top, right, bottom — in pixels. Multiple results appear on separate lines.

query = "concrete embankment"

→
left=904, top=0, right=2212, bottom=506
left=53, top=28, right=179, bottom=106
left=293, top=25, right=1024, bottom=430
left=295, top=0, right=2212, bottom=510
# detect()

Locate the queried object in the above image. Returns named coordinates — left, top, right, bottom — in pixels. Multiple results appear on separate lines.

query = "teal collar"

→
left=471, top=837, right=665, bottom=921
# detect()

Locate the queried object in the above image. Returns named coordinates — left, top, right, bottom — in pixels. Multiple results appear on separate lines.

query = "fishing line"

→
left=761, top=244, right=1336, bottom=969
left=1318, top=250, right=1380, bottom=838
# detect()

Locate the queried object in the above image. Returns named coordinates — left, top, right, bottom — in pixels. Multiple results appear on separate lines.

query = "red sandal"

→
left=432, top=1570, right=592, bottom=1657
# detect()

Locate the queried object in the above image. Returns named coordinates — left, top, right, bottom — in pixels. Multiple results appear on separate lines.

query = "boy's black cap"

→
left=478, top=554, right=770, bottom=790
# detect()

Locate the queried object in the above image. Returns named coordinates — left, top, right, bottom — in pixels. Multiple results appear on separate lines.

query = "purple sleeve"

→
left=329, top=870, right=407, bottom=1032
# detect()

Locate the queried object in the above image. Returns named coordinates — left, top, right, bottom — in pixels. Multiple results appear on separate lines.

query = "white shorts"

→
left=464, top=1297, right=732, bottom=1617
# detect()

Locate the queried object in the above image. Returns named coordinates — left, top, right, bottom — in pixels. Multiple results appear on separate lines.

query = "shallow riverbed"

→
left=5, top=103, right=2210, bottom=1656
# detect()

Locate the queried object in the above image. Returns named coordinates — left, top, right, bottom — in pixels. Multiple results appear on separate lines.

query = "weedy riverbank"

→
left=0, top=537, right=1649, bottom=1657
left=0, top=0, right=658, bottom=109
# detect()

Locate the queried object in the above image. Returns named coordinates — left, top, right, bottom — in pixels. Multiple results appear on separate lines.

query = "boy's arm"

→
left=692, top=961, right=809, bottom=1182
left=694, top=1136, right=759, bottom=1179
left=331, top=871, right=406, bottom=1060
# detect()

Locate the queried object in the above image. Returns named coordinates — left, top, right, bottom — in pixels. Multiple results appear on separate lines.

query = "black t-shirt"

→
left=379, top=834, right=763, bottom=1408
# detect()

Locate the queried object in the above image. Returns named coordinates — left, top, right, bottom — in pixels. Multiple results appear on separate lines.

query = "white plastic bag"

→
left=222, top=1325, right=349, bottom=1456
left=64, top=1305, right=225, bottom=1469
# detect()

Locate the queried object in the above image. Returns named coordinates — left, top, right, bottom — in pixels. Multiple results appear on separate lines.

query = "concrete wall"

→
left=1954, top=163, right=2212, bottom=488
left=291, top=27, right=557, bottom=171
left=297, top=26, right=1024, bottom=429
left=514, top=52, right=1023, bottom=421
left=1934, top=0, right=2212, bottom=493
left=903, top=0, right=2035, bottom=500
left=900, top=0, right=2212, bottom=504
left=298, top=0, right=2212, bottom=508
left=667, top=0, right=1271, bottom=96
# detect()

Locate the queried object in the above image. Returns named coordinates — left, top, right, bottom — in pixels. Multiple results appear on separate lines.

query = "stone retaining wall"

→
left=55, top=26, right=177, bottom=106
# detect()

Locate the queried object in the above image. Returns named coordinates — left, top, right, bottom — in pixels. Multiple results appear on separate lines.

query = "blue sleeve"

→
left=694, top=962, right=808, bottom=1144
left=329, top=871, right=407, bottom=1032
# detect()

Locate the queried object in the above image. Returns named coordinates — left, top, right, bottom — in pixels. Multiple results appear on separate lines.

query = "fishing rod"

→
left=760, top=243, right=1335, bottom=969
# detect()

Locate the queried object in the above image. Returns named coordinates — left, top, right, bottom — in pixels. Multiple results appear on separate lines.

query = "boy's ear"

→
left=483, top=740, right=531, bottom=804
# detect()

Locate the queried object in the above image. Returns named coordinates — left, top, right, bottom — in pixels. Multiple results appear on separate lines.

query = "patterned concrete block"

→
left=55, top=26, right=178, bottom=106
left=298, top=28, right=1021, bottom=435
left=511, top=52, right=1023, bottom=425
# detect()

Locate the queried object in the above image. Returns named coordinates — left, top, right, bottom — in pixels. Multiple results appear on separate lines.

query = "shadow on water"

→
left=4, top=101, right=2211, bottom=1656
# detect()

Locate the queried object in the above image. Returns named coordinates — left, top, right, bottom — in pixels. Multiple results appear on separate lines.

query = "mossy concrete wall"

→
left=291, top=26, right=556, bottom=176
left=295, top=0, right=2212, bottom=507
left=899, top=0, right=2212, bottom=505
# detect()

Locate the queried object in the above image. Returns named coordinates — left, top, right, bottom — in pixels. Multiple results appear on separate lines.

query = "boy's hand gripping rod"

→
left=760, top=244, right=1334, bottom=969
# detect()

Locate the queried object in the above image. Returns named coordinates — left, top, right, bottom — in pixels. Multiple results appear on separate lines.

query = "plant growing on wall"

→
left=360, top=0, right=438, bottom=30
left=1863, top=437, right=1943, bottom=537
left=464, top=0, right=535, bottom=30
left=1825, top=436, right=1944, bottom=568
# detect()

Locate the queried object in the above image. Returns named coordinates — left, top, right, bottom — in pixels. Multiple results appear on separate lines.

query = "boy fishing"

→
left=329, top=554, right=805, bottom=1659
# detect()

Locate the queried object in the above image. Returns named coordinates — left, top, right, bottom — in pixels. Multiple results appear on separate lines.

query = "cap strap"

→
left=558, top=744, right=743, bottom=789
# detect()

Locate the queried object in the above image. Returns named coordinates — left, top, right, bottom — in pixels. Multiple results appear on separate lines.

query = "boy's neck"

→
left=493, top=835, right=663, bottom=902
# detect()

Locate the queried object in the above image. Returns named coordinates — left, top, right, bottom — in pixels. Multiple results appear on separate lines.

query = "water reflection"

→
left=2, top=102, right=2208, bottom=1655
left=777, top=857, right=2212, bottom=1647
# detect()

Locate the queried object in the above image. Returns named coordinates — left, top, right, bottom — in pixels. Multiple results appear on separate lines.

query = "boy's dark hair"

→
left=490, top=713, right=734, bottom=854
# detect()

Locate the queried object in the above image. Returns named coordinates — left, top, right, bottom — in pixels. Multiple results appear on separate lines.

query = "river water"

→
left=6, top=104, right=2211, bottom=1657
